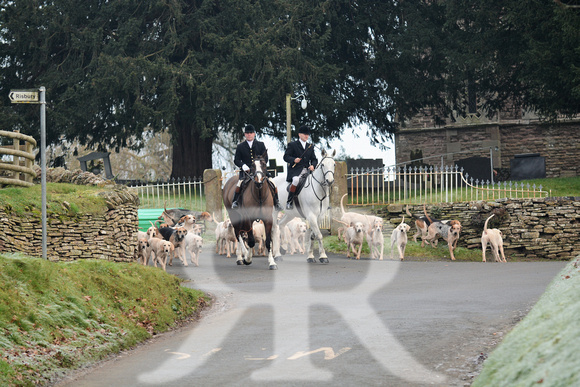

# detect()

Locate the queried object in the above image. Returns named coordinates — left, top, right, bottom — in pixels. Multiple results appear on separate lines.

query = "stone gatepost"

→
left=330, top=161, right=348, bottom=235
left=203, top=169, right=223, bottom=221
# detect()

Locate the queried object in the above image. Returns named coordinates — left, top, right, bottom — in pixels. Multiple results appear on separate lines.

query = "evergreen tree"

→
left=1, top=1, right=578, bottom=179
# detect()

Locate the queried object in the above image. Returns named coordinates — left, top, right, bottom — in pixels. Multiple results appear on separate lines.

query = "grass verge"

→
left=345, top=176, right=580, bottom=205
left=472, top=256, right=580, bottom=386
left=0, top=254, right=209, bottom=386
left=323, top=234, right=492, bottom=261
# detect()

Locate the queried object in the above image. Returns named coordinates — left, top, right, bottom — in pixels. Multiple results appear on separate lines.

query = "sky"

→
left=262, top=127, right=396, bottom=172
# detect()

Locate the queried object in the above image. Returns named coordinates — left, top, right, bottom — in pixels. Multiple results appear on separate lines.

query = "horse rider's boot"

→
left=273, top=190, right=283, bottom=212
left=231, top=186, right=242, bottom=209
left=267, top=180, right=283, bottom=212
left=286, top=184, right=297, bottom=210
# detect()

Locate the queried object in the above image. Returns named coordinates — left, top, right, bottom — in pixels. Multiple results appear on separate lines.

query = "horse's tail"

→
left=340, top=193, right=348, bottom=216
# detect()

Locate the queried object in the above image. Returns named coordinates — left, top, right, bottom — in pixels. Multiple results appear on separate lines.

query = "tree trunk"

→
left=171, top=122, right=214, bottom=179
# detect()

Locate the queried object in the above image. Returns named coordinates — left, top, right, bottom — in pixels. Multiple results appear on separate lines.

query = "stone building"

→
left=395, top=106, right=580, bottom=179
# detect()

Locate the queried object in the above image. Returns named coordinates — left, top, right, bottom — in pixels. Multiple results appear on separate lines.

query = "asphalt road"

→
left=58, top=250, right=566, bottom=387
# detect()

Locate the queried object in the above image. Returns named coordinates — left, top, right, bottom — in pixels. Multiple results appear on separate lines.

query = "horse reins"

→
left=303, top=156, right=335, bottom=210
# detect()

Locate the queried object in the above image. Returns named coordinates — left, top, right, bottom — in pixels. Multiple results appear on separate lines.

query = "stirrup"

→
left=286, top=202, right=294, bottom=210
left=232, top=201, right=240, bottom=209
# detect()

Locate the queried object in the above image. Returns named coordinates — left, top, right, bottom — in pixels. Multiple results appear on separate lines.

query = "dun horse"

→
left=223, top=155, right=278, bottom=270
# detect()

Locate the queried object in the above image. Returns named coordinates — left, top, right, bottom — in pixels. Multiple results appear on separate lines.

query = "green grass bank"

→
left=0, top=254, right=209, bottom=386
left=473, top=255, right=580, bottom=386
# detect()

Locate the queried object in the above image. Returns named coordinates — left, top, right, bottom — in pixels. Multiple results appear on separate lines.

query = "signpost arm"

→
left=40, top=87, right=47, bottom=260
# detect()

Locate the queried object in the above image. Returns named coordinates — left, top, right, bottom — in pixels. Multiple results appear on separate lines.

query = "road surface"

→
left=58, top=251, right=566, bottom=386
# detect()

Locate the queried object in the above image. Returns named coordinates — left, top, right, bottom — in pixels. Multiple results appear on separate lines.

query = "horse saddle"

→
left=286, top=174, right=308, bottom=218
left=286, top=172, right=308, bottom=195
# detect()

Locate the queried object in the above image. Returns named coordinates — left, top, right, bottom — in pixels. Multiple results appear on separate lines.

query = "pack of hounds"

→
left=136, top=207, right=211, bottom=271
left=136, top=198, right=506, bottom=268
left=333, top=194, right=505, bottom=262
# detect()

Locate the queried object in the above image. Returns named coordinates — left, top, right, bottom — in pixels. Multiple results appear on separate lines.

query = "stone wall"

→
left=498, top=124, right=580, bottom=178
left=395, top=122, right=580, bottom=178
left=0, top=187, right=139, bottom=262
left=384, top=197, right=580, bottom=260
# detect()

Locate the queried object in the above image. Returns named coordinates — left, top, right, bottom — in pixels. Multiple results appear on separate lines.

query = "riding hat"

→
left=298, top=125, right=311, bottom=135
left=244, top=124, right=256, bottom=133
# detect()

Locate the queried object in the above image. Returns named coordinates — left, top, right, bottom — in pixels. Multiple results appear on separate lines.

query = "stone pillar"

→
left=204, top=169, right=223, bottom=221
left=330, top=161, right=348, bottom=235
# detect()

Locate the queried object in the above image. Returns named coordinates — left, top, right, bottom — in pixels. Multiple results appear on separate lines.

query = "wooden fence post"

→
left=203, top=169, right=223, bottom=221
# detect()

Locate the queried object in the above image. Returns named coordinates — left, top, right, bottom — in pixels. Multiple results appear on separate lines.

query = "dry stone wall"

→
left=0, top=186, right=139, bottom=262
left=384, top=197, right=580, bottom=260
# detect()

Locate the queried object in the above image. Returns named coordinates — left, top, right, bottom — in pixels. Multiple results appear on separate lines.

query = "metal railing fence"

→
left=127, top=166, right=549, bottom=232
left=347, top=165, right=549, bottom=206
left=128, top=177, right=205, bottom=210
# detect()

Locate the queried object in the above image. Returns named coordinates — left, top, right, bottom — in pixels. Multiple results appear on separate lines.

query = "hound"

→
left=176, top=214, right=196, bottom=233
left=159, top=205, right=195, bottom=227
left=337, top=225, right=347, bottom=243
left=279, top=224, right=291, bottom=253
left=368, top=215, right=385, bottom=260
left=160, top=205, right=212, bottom=228
left=146, top=222, right=162, bottom=240
left=191, top=224, right=204, bottom=236
left=405, top=205, right=439, bottom=246
left=286, top=217, right=308, bottom=255
left=335, top=219, right=366, bottom=260
left=147, top=237, right=174, bottom=271
left=390, top=217, right=411, bottom=261
left=481, top=214, right=506, bottom=263
left=159, top=226, right=188, bottom=266
left=252, top=219, right=266, bottom=256
left=185, top=233, right=204, bottom=267
left=136, top=238, right=150, bottom=265
left=339, top=194, right=384, bottom=247
left=422, top=211, right=462, bottom=261
left=215, top=218, right=237, bottom=258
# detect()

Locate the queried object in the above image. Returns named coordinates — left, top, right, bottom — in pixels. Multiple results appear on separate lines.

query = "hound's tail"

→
left=405, top=205, right=423, bottom=220
left=333, top=217, right=350, bottom=227
left=483, top=214, right=495, bottom=233
left=423, top=204, right=433, bottom=224
left=340, top=193, right=348, bottom=216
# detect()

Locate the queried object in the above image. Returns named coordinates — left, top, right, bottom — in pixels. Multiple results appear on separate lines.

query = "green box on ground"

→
left=138, top=208, right=164, bottom=231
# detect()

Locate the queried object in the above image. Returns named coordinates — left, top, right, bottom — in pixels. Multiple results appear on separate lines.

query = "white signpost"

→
left=10, top=88, right=47, bottom=260
left=9, top=90, right=39, bottom=103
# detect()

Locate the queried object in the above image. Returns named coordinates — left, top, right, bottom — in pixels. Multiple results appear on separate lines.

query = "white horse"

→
left=272, top=149, right=336, bottom=263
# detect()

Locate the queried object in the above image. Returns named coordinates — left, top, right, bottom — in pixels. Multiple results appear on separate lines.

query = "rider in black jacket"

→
left=283, top=125, right=318, bottom=210
left=231, top=124, right=283, bottom=211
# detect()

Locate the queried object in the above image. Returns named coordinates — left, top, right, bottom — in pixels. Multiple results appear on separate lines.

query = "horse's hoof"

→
left=243, top=260, right=252, bottom=265
left=237, top=260, right=244, bottom=265
left=269, top=265, right=278, bottom=270
left=319, top=258, right=329, bottom=264
left=306, top=258, right=316, bottom=263
left=274, top=256, right=283, bottom=262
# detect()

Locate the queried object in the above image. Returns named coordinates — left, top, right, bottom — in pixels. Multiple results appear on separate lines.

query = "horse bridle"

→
left=243, top=161, right=269, bottom=204
left=305, top=156, right=335, bottom=202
